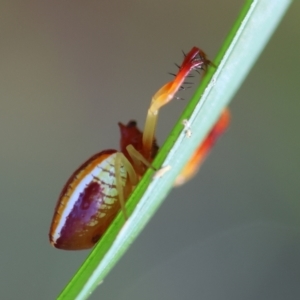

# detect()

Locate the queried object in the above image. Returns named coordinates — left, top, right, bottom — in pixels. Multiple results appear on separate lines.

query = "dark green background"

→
left=1, top=1, right=299, bottom=299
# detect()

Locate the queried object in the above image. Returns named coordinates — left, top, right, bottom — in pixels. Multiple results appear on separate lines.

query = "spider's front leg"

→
left=142, top=47, right=214, bottom=160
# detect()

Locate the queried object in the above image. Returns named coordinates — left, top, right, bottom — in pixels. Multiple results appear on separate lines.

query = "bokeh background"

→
left=1, top=1, right=299, bottom=299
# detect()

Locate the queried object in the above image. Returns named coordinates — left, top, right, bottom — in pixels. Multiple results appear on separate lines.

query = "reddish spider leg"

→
left=175, top=108, right=230, bottom=186
left=142, top=47, right=213, bottom=161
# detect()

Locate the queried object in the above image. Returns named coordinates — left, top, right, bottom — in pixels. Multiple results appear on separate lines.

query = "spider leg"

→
left=142, top=47, right=214, bottom=159
left=115, top=143, right=159, bottom=219
left=115, top=152, right=138, bottom=219
left=174, top=109, right=230, bottom=186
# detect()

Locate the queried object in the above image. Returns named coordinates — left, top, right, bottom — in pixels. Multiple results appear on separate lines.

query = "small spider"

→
left=49, top=47, right=229, bottom=250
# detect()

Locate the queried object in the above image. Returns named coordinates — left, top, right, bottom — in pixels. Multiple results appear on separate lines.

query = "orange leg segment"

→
left=174, top=108, right=230, bottom=186
left=142, top=47, right=214, bottom=160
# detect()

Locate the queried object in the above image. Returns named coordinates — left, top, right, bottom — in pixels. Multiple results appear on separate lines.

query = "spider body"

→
left=49, top=47, right=227, bottom=250
left=50, top=122, right=156, bottom=250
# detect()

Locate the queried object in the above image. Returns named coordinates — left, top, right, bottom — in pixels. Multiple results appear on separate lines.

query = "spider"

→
left=49, top=47, right=229, bottom=250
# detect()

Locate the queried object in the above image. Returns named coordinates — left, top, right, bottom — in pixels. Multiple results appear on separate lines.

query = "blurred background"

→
left=1, top=1, right=299, bottom=299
